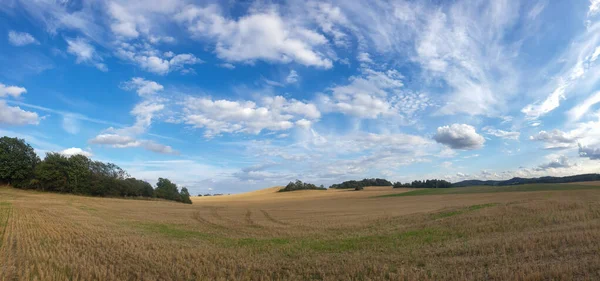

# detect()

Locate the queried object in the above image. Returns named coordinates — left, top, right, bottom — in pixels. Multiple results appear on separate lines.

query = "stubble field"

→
left=1, top=183, right=600, bottom=280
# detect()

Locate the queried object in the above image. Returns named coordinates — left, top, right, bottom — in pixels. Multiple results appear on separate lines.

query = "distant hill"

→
left=452, top=174, right=600, bottom=187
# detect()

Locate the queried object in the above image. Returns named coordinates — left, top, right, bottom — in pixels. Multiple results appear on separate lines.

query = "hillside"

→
left=452, top=173, right=600, bottom=187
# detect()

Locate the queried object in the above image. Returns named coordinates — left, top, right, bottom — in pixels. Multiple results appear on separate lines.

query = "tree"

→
left=0, top=137, right=39, bottom=187
left=35, top=153, right=70, bottom=192
left=155, top=178, right=181, bottom=202
left=180, top=187, right=192, bottom=204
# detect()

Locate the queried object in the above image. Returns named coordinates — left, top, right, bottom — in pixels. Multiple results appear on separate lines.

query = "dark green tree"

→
left=35, top=153, right=70, bottom=192
left=180, top=187, right=192, bottom=204
left=155, top=178, right=181, bottom=202
left=0, top=137, right=39, bottom=187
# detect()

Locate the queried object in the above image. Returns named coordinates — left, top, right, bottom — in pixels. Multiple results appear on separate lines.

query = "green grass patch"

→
left=379, top=183, right=600, bottom=198
left=127, top=222, right=211, bottom=239
left=0, top=202, right=11, bottom=207
left=300, top=227, right=460, bottom=253
left=77, top=205, right=98, bottom=212
left=431, top=203, right=498, bottom=219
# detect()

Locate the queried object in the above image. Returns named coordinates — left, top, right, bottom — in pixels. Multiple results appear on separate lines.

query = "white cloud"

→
left=108, top=2, right=140, bottom=38
left=218, top=63, right=235, bottom=69
left=590, top=0, right=600, bottom=16
left=60, top=147, right=92, bottom=157
left=433, top=124, right=485, bottom=150
left=116, top=43, right=202, bottom=75
left=536, top=155, right=573, bottom=170
left=0, top=101, right=39, bottom=126
left=285, top=70, right=299, bottom=84
left=529, top=130, right=578, bottom=149
left=568, top=91, right=600, bottom=121
left=318, top=68, right=430, bottom=120
left=176, top=5, right=333, bottom=68
left=89, top=133, right=176, bottom=155
left=357, top=52, right=373, bottom=63
left=483, top=127, right=520, bottom=141
left=523, top=23, right=600, bottom=120
left=66, top=37, right=107, bottom=71
left=183, top=95, right=320, bottom=137
left=8, top=31, right=38, bottom=46
left=0, top=83, right=27, bottom=98
left=121, top=77, right=164, bottom=96
left=413, top=1, right=519, bottom=117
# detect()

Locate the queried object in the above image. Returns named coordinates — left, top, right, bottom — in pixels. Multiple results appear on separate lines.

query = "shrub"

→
left=280, top=180, right=327, bottom=192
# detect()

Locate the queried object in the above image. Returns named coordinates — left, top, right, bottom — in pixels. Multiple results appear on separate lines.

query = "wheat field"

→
left=1, top=184, right=600, bottom=280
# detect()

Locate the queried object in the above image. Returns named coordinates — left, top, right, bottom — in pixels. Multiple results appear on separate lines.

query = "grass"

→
left=378, top=183, right=600, bottom=197
left=1, top=184, right=600, bottom=280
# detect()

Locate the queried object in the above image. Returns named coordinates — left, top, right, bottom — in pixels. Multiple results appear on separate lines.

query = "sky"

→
left=2, top=0, right=600, bottom=194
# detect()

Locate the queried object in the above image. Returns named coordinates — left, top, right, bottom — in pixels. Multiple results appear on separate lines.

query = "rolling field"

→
left=1, top=184, right=600, bottom=280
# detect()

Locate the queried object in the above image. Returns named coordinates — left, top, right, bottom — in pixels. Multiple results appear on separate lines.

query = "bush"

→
left=280, top=180, right=327, bottom=192
left=355, top=186, right=364, bottom=191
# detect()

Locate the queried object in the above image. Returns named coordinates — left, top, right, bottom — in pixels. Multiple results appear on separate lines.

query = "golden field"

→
left=1, top=184, right=600, bottom=280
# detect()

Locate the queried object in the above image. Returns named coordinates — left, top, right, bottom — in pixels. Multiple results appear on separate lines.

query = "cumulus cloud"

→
left=8, top=31, right=38, bottom=46
left=0, top=83, right=27, bottom=98
left=66, top=37, right=107, bottom=71
left=357, top=52, right=373, bottom=63
left=579, top=145, right=600, bottom=160
left=176, top=5, right=332, bottom=68
left=529, top=130, right=578, bottom=149
left=183, top=95, right=320, bottom=137
left=433, top=124, right=485, bottom=150
left=285, top=70, right=299, bottom=84
left=116, top=43, right=202, bottom=75
left=0, top=101, right=40, bottom=126
left=121, top=77, right=164, bottom=96
left=536, top=155, right=574, bottom=170
left=483, top=127, right=520, bottom=140
left=319, top=68, right=429, bottom=121
left=60, top=147, right=92, bottom=157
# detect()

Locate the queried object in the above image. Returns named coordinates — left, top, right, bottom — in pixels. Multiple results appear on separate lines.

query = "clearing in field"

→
left=1, top=184, right=600, bottom=280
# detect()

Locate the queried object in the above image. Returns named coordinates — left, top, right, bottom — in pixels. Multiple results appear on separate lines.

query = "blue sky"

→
left=2, top=0, right=600, bottom=194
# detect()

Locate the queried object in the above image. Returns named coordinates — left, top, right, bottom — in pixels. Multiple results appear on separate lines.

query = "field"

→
left=1, top=184, right=600, bottom=280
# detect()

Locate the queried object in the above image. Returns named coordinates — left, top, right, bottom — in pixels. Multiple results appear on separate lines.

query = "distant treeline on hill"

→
left=393, top=179, right=452, bottom=189
left=329, top=178, right=452, bottom=189
left=280, top=180, right=326, bottom=192
left=329, top=178, right=393, bottom=189
left=452, top=174, right=600, bottom=187
left=0, top=137, right=192, bottom=204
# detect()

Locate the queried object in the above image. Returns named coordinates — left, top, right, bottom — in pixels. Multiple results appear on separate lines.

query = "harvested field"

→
left=1, top=184, right=600, bottom=280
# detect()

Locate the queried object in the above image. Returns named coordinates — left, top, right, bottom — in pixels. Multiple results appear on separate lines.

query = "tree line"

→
left=280, top=180, right=326, bottom=192
left=393, top=179, right=452, bottom=188
left=0, top=137, right=191, bottom=204
left=329, top=178, right=393, bottom=189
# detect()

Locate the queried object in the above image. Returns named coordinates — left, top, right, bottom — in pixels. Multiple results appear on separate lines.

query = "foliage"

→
left=180, top=187, right=192, bottom=204
left=280, top=180, right=327, bottom=192
left=329, top=178, right=393, bottom=189
left=0, top=137, right=40, bottom=187
left=393, top=179, right=452, bottom=189
left=1, top=136, right=190, bottom=204
left=452, top=174, right=600, bottom=187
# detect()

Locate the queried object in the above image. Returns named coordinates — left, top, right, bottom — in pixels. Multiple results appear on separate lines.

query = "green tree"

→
left=179, top=187, right=192, bottom=204
left=0, top=137, right=39, bottom=187
left=67, top=154, right=92, bottom=194
left=35, top=153, right=70, bottom=192
left=155, top=178, right=181, bottom=202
